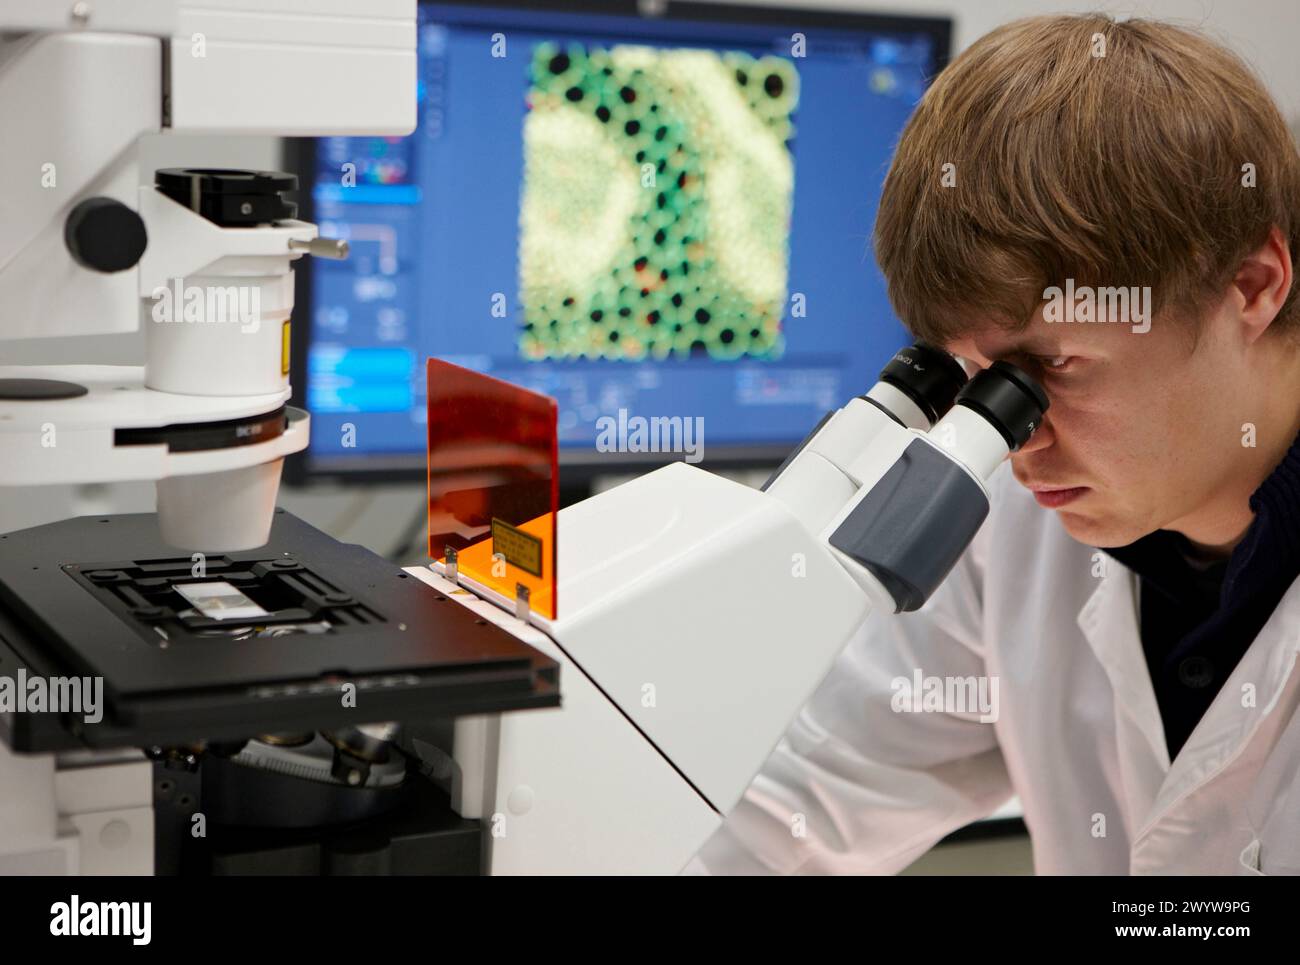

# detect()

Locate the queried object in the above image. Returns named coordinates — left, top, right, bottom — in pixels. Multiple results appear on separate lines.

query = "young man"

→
left=688, top=15, right=1300, bottom=874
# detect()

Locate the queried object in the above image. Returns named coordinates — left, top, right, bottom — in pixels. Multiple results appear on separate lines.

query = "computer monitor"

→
left=288, top=0, right=951, bottom=483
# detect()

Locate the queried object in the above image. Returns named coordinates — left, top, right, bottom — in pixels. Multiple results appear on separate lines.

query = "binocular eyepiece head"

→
left=878, top=342, right=1049, bottom=451
left=877, top=343, right=969, bottom=426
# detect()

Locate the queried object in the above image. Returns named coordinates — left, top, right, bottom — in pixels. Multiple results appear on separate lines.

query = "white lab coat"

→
left=686, top=462, right=1300, bottom=875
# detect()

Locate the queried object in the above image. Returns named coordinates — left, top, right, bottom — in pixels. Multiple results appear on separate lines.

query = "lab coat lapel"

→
left=1142, top=576, right=1300, bottom=829
left=1076, top=560, right=1171, bottom=822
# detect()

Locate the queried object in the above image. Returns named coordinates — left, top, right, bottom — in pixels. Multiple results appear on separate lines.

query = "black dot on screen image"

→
left=735, top=69, right=748, bottom=86
left=549, top=53, right=570, bottom=74
left=608, top=330, right=620, bottom=342
left=765, top=73, right=784, bottom=97
left=620, top=86, right=636, bottom=103
left=695, top=308, right=710, bottom=324
left=671, top=293, right=683, bottom=307
left=720, top=329, right=735, bottom=344
left=619, top=306, right=631, bottom=317
left=596, top=105, right=610, bottom=122
left=647, top=310, right=660, bottom=324
left=625, top=120, right=641, bottom=136
left=590, top=309, right=603, bottom=321
left=565, top=86, right=583, bottom=102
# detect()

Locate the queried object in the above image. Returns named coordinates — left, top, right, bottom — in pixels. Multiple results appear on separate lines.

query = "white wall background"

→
left=4, top=0, right=1299, bottom=557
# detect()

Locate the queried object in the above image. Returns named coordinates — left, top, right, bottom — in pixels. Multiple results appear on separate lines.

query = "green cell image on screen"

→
left=518, top=43, right=799, bottom=362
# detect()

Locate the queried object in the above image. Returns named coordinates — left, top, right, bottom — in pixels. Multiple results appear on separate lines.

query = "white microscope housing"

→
left=0, top=0, right=416, bottom=550
left=429, top=346, right=1048, bottom=873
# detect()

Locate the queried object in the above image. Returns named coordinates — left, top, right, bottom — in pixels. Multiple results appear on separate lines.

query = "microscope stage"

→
left=0, top=510, right=560, bottom=752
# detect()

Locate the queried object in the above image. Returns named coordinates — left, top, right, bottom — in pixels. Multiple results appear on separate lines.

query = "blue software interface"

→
left=304, top=2, right=942, bottom=470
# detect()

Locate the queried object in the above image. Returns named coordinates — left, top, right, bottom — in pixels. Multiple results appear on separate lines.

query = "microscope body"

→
left=0, top=1, right=425, bottom=876
left=433, top=350, right=1047, bottom=874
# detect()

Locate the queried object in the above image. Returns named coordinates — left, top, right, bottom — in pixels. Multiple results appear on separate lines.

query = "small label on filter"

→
left=281, top=320, right=291, bottom=376
left=490, top=517, right=543, bottom=577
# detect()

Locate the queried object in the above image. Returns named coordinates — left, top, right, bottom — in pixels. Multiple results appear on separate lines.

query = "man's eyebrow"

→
left=980, top=333, right=1061, bottom=358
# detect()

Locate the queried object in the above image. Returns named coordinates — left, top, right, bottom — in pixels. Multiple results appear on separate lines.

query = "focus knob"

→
left=64, top=197, right=148, bottom=273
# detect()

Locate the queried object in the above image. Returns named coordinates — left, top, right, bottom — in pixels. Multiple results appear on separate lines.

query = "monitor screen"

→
left=291, top=0, right=950, bottom=480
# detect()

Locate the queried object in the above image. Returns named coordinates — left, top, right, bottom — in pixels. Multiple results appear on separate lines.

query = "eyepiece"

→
left=954, top=361, right=1049, bottom=451
left=876, top=342, right=969, bottom=425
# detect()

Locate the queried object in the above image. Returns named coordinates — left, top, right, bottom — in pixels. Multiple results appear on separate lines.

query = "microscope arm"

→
left=0, top=1, right=416, bottom=551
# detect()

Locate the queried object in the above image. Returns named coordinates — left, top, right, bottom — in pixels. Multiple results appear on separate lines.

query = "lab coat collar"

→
left=1077, top=559, right=1171, bottom=774
left=1143, top=574, right=1300, bottom=825
left=1078, top=562, right=1300, bottom=839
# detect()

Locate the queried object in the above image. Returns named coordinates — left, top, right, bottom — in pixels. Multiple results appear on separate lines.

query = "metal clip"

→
left=445, top=546, right=458, bottom=585
left=515, top=583, right=531, bottom=622
left=289, top=237, right=349, bottom=259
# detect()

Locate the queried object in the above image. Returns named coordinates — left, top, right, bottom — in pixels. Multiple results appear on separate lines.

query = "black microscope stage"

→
left=0, top=510, right=559, bottom=752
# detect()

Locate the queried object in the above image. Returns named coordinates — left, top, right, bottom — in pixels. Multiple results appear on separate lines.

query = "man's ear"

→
left=1232, top=224, right=1293, bottom=343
